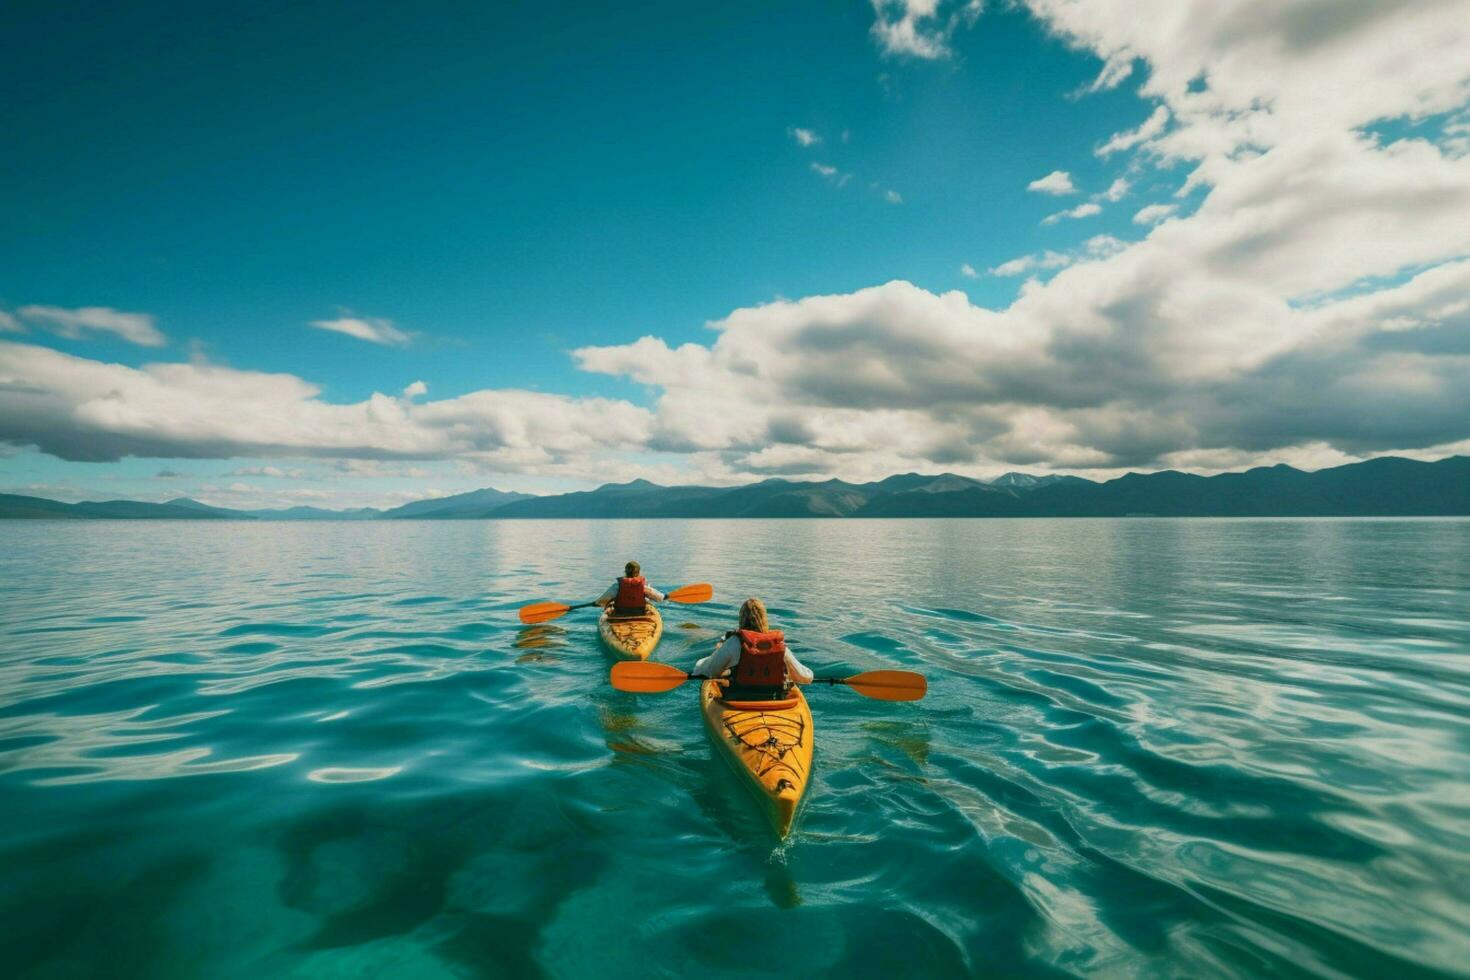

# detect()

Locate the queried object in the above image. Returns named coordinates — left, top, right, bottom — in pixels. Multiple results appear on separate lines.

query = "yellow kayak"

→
left=700, top=680, right=814, bottom=837
left=598, top=605, right=663, bottom=660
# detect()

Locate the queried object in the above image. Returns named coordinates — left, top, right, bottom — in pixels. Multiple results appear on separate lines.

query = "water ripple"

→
left=0, top=518, right=1467, bottom=977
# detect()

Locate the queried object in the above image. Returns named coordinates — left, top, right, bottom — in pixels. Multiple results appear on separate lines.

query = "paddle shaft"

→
left=639, top=671, right=877, bottom=687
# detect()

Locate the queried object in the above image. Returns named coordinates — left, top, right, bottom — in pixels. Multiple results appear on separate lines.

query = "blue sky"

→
left=3, top=1, right=1468, bottom=508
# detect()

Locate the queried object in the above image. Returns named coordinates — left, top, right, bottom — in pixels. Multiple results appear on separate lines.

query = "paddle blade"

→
left=519, top=601, right=572, bottom=625
left=843, top=670, right=927, bottom=702
left=610, top=661, right=692, bottom=694
left=666, top=583, right=713, bottom=604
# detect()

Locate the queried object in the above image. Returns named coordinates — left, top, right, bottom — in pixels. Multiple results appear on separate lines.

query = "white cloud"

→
left=1097, top=105, right=1170, bottom=156
left=987, top=236, right=1127, bottom=278
left=0, top=312, right=21, bottom=334
left=1042, top=202, right=1102, bottom=224
left=810, top=162, right=852, bottom=187
left=1099, top=177, right=1130, bottom=202
left=1028, top=170, right=1077, bottom=195
left=1030, top=0, right=1470, bottom=166
left=790, top=127, right=822, bottom=147
left=990, top=250, right=1073, bottom=277
left=403, top=380, right=427, bottom=398
left=1083, top=234, right=1128, bottom=258
left=1088, top=55, right=1135, bottom=93
left=7, top=0, right=1470, bottom=486
left=15, top=305, right=166, bottom=347
left=1133, top=203, right=1178, bottom=224
left=1447, top=113, right=1470, bottom=157
left=0, top=341, right=652, bottom=473
left=309, top=316, right=412, bottom=346
left=960, top=263, right=979, bottom=278
left=227, top=466, right=307, bottom=479
left=870, top=0, right=983, bottom=60
left=571, top=251, right=1470, bottom=479
left=331, top=459, right=432, bottom=479
left=883, top=188, right=904, bottom=204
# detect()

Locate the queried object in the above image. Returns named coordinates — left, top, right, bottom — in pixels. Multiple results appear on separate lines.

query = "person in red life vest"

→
left=693, top=597, right=814, bottom=700
left=594, top=560, right=666, bottom=617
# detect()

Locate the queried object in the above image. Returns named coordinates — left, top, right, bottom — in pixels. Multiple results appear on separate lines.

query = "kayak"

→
left=700, top=680, right=814, bottom=837
left=598, top=605, right=663, bottom=659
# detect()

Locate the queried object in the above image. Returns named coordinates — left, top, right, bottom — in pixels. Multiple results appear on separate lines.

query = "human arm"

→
left=594, top=583, right=617, bottom=606
left=784, top=649, right=815, bottom=685
left=644, top=584, right=666, bottom=603
left=693, top=634, right=740, bottom=678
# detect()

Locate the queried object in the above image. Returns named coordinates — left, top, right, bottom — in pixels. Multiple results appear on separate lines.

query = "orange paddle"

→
left=610, top=661, right=927, bottom=702
left=518, top=582, right=713, bottom=624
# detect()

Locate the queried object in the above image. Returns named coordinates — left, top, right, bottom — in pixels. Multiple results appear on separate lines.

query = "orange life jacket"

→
left=613, top=576, right=646, bottom=614
left=731, top=629, right=787, bottom=689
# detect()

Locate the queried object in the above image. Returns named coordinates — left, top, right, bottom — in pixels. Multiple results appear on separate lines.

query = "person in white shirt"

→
left=595, top=560, right=666, bottom=616
left=694, top=597, right=814, bottom=696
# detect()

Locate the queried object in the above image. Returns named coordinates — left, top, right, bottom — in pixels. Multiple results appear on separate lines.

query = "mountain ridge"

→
left=3, top=457, right=1466, bottom=519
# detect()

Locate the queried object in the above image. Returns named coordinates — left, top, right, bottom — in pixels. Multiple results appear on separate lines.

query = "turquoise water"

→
left=1, top=519, right=1468, bottom=978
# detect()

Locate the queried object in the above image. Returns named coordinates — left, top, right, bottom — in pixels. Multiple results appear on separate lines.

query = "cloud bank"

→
left=0, top=341, right=650, bottom=474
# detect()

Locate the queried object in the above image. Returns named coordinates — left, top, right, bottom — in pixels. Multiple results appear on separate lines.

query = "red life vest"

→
left=731, top=629, right=787, bottom=689
left=613, top=576, right=646, bottom=614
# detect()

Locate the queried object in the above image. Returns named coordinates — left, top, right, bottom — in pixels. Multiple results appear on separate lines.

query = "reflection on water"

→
left=1, top=518, right=1468, bottom=977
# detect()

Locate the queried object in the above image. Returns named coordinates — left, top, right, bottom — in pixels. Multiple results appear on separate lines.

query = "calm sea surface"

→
left=1, top=519, right=1467, bottom=978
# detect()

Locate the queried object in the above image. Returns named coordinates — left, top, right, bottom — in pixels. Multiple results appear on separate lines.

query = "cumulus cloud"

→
left=960, top=263, right=979, bottom=278
left=1028, top=170, right=1077, bottom=195
left=996, top=235, right=1130, bottom=276
left=1133, top=203, right=1178, bottom=224
left=1042, top=202, right=1102, bottom=224
left=0, top=312, right=21, bottom=334
left=1031, top=0, right=1470, bottom=164
left=870, top=0, right=983, bottom=60
left=1099, top=177, right=1130, bottom=202
left=1097, top=105, right=1169, bottom=156
left=572, top=251, right=1470, bottom=478
left=790, top=127, right=821, bottom=147
left=573, top=0, right=1470, bottom=477
left=403, top=380, right=427, bottom=398
left=309, top=316, right=412, bottom=346
left=883, top=188, right=904, bottom=204
left=0, top=341, right=651, bottom=473
left=990, top=250, right=1072, bottom=277
left=6, top=0, right=1470, bottom=486
left=14, top=306, right=166, bottom=346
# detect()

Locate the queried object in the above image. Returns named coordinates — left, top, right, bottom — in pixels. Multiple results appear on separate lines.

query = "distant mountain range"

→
left=3, top=456, right=1467, bottom=520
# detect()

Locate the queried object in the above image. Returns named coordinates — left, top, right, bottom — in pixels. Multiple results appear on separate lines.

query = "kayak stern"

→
left=598, top=605, right=663, bottom=659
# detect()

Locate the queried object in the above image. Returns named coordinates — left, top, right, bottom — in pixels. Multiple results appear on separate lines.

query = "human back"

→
left=695, top=597, right=814, bottom=698
left=601, top=560, right=666, bottom=616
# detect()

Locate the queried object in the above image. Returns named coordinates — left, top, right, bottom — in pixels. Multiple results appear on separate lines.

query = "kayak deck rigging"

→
left=718, top=709, right=808, bottom=794
left=701, top=681, right=814, bottom=836
left=598, top=605, right=663, bottom=659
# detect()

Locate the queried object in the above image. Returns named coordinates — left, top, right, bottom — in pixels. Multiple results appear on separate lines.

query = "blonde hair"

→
left=738, top=597, right=769, bottom=633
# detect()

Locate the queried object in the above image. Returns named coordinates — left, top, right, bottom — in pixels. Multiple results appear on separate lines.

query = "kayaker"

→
left=694, top=597, right=814, bottom=699
left=595, top=561, right=666, bottom=617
